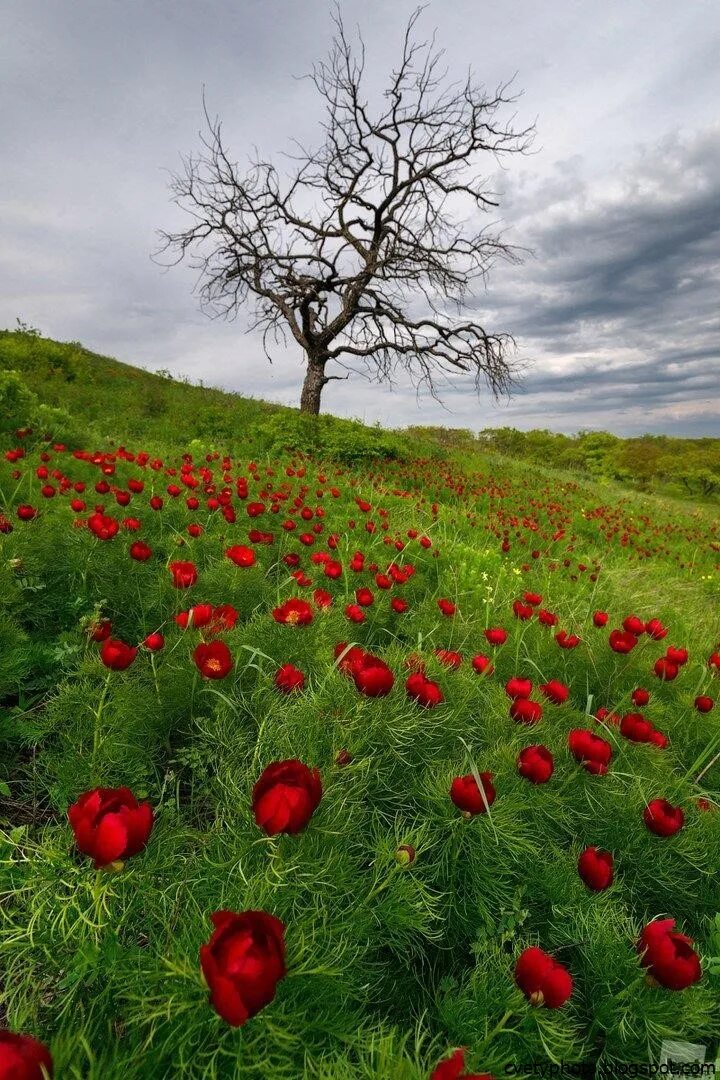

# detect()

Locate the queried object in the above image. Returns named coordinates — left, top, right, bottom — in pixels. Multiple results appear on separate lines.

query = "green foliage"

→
left=0, top=333, right=719, bottom=1076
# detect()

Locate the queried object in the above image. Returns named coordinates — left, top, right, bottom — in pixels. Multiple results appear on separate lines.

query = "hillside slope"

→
left=0, top=333, right=719, bottom=1078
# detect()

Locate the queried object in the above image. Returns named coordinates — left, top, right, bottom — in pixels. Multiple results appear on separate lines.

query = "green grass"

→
left=0, top=332, right=719, bottom=1078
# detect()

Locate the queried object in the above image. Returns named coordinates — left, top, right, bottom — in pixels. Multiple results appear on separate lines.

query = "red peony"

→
left=577, top=846, right=614, bottom=891
left=0, top=1031, right=54, bottom=1079
left=510, top=698, right=543, bottom=726
left=644, top=798, right=684, bottom=837
left=129, top=540, right=152, bottom=562
left=592, top=611, right=609, bottom=627
left=272, top=598, right=313, bottom=626
left=484, top=628, right=507, bottom=646
left=99, top=638, right=137, bottom=671
left=169, top=560, right=198, bottom=588
left=274, top=664, right=305, bottom=693
left=225, top=544, right=256, bottom=567
left=517, top=745, right=554, bottom=784
left=541, top=679, right=569, bottom=705
left=68, top=786, right=154, bottom=868
left=695, top=695, right=714, bottom=713
left=471, top=654, right=493, bottom=675
left=505, top=676, right=532, bottom=700
left=450, top=772, right=496, bottom=815
left=515, top=946, right=573, bottom=1008
left=438, top=598, right=456, bottom=616
left=406, top=672, right=444, bottom=708
left=194, top=641, right=233, bottom=679
left=252, top=759, right=322, bottom=835
left=200, top=909, right=286, bottom=1026
left=638, top=919, right=701, bottom=990
left=351, top=653, right=395, bottom=697
left=568, top=729, right=612, bottom=775
left=429, top=1047, right=492, bottom=1080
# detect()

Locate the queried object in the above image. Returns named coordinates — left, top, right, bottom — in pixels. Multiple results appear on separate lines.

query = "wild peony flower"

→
left=193, top=641, right=233, bottom=679
left=644, top=798, right=684, bottom=837
left=68, top=786, right=154, bottom=868
left=169, top=560, right=198, bottom=588
left=515, top=946, right=573, bottom=1008
left=517, top=745, right=554, bottom=784
left=0, top=1031, right=54, bottom=1078
left=577, top=846, right=614, bottom=891
left=252, top=759, right=322, bottom=835
left=272, top=598, right=314, bottom=626
left=638, top=919, right=701, bottom=990
left=100, top=639, right=138, bottom=671
left=200, top=910, right=286, bottom=1026
left=450, top=772, right=496, bottom=815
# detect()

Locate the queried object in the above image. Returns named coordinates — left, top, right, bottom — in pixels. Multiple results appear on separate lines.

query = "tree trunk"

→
left=299, top=360, right=326, bottom=415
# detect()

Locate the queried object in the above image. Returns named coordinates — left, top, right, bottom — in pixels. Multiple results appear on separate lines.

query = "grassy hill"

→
left=1, top=332, right=719, bottom=1078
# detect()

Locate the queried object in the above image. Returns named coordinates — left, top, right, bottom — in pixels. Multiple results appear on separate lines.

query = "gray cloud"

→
left=1, top=0, right=719, bottom=436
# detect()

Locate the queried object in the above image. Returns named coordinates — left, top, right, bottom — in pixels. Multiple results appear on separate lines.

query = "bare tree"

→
left=155, top=3, right=534, bottom=415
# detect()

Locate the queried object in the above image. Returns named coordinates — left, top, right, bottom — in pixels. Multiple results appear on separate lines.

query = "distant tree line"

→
left=405, top=426, right=720, bottom=500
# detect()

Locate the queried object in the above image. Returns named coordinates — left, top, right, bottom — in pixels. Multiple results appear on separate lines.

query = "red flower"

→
left=568, top=729, right=612, bottom=775
left=87, top=512, right=119, bottom=540
left=538, top=609, right=558, bottom=627
left=17, top=505, right=38, bottom=521
left=555, top=630, right=580, bottom=649
left=208, top=604, right=239, bottom=635
left=88, top=617, right=112, bottom=642
left=68, top=786, right=154, bottom=868
left=644, top=798, right=684, bottom=837
left=620, top=712, right=654, bottom=743
left=391, top=597, right=409, bottom=613
left=200, top=910, right=286, bottom=1026
left=252, top=759, right=322, bottom=835
left=351, top=654, right=395, bottom=697
left=484, top=628, right=507, bottom=646
left=540, top=680, right=569, bottom=705
left=517, top=745, right=554, bottom=784
left=638, top=919, right=701, bottom=990
left=505, top=676, right=532, bottom=700
left=406, top=672, right=444, bottom=708
left=665, top=645, right=688, bottom=666
left=631, top=688, right=650, bottom=707
left=450, top=772, right=496, bottom=815
left=272, top=598, right=313, bottom=626
left=100, top=639, right=138, bottom=671
left=143, top=632, right=165, bottom=651
left=429, top=1047, right=492, bottom=1080
left=645, top=618, right=668, bottom=640
left=623, top=614, right=645, bottom=636
left=313, top=587, right=332, bottom=609
left=577, top=846, right=614, bottom=891
left=524, top=592, right=542, bottom=606
left=695, top=695, right=714, bottom=713
left=654, top=657, right=679, bottom=681
left=515, top=946, right=573, bottom=1008
left=593, top=611, right=609, bottom=627
left=345, top=603, right=366, bottom=623
left=130, top=540, right=152, bottom=561
left=225, top=544, right=256, bottom=567
left=471, top=654, right=493, bottom=675
left=438, top=598, right=456, bottom=616
left=355, top=587, right=374, bottom=607
left=194, top=641, right=233, bottom=679
left=169, top=560, right=198, bottom=588
left=609, top=629, right=637, bottom=654
left=275, top=664, right=305, bottom=693
left=510, top=699, right=543, bottom=726
left=435, top=648, right=462, bottom=670
left=0, top=1031, right=54, bottom=1079
left=513, top=600, right=534, bottom=620
left=176, top=604, right=214, bottom=630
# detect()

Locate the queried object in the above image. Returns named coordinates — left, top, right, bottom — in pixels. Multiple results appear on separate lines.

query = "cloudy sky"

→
left=2, top=0, right=719, bottom=436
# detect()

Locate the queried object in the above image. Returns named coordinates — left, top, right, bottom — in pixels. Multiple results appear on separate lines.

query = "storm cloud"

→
left=1, top=0, right=718, bottom=435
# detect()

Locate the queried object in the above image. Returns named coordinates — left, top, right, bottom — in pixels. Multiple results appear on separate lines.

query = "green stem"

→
left=91, top=672, right=112, bottom=784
